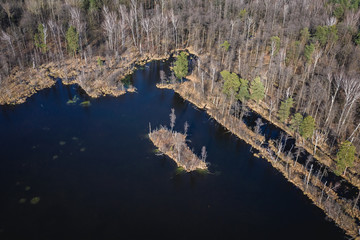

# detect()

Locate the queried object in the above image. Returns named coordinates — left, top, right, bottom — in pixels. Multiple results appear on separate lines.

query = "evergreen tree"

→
left=270, top=36, right=281, bottom=55
left=221, top=70, right=240, bottom=97
left=290, top=113, right=303, bottom=132
left=299, top=115, right=315, bottom=139
left=66, top=26, right=79, bottom=56
left=314, top=26, right=328, bottom=46
left=304, top=43, right=315, bottom=63
left=236, top=78, right=250, bottom=102
left=355, top=31, right=360, bottom=46
left=278, top=97, right=294, bottom=123
left=220, top=40, right=230, bottom=52
left=300, top=27, right=310, bottom=44
left=335, top=141, right=356, bottom=176
left=34, top=24, right=47, bottom=53
left=173, top=52, right=188, bottom=80
left=250, top=77, right=265, bottom=103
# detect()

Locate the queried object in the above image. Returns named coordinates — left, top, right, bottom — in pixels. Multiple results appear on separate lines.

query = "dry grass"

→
left=157, top=76, right=360, bottom=238
left=149, top=126, right=207, bottom=172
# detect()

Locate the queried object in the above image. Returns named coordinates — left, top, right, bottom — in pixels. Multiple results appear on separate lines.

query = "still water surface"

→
left=0, top=61, right=346, bottom=239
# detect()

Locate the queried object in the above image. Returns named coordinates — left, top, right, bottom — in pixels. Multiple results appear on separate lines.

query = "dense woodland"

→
left=0, top=0, right=360, bottom=167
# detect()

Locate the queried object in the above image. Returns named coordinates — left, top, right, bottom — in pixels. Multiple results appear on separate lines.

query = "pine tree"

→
left=290, top=113, right=303, bottom=132
left=236, top=78, right=250, bottom=102
left=66, top=26, right=79, bottom=57
left=221, top=70, right=240, bottom=97
left=220, top=40, right=230, bottom=52
left=34, top=24, right=47, bottom=53
left=304, top=43, right=314, bottom=63
left=278, top=97, right=294, bottom=123
left=250, top=77, right=265, bottom=103
left=270, top=36, right=281, bottom=55
left=335, top=141, right=356, bottom=176
left=173, top=52, right=188, bottom=80
left=299, top=115, right=315, bottom=139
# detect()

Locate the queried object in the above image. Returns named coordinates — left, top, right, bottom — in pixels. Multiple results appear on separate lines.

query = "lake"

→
left=0, top=61, right=346, bottom=239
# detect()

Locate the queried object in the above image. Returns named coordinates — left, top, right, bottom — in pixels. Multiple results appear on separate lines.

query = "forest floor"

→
left=149, top=127, right=207, bottom=172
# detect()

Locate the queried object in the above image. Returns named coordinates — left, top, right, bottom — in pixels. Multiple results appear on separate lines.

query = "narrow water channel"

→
left=0, top=61, right=346, bottom=239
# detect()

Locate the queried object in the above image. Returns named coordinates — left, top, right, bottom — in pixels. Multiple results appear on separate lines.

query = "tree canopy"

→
left=66, top=26, right=79, bottom=56
left=299, top=116, right=315, bottom=139
left=221, top=70, right=240, bottom=98
left=335, top=141, right=356, bottom=175
left=250, top=77, right=265, bottom=103
left=278, top=97, right=294, bottom=123
left=173, top=52, right=188, bottom=80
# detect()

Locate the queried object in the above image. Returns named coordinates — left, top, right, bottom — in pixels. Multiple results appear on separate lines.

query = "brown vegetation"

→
left=156, top=76, right=359, bottom=237
left=149, top=127, right=207, bottom=172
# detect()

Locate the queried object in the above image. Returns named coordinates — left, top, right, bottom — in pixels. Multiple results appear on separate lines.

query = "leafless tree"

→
left=184, top=121, right=189, bottom=136
left=102, top=6, right=118, bottom=52
left=201, top=146, right=207, bottom=163
left=337, top=76, right=360, bottom=135
left=1, top=31, right=15, bottom=57
left=169, top=108, right=176, bottom=131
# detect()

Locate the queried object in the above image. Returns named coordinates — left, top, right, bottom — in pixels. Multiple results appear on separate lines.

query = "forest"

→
left=1, top=0, right=360, bottom=236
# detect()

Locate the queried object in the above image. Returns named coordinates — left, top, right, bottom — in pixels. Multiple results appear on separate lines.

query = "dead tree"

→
left=169, top=108, right=176, bottom=131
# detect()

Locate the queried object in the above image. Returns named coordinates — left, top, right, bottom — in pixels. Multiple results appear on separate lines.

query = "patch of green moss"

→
left=195, top=169, right=209, bottom=175
left=30, top=197, right=40, bottom=205
left=18, top=198, right=27, bottom=204
left=175, top=167, right=186, bottom=175
left=67, top=95, right=79, bottom=105
left=80, top=101, right=91, bottom=107
left=25, top=186, right=31, bottom=191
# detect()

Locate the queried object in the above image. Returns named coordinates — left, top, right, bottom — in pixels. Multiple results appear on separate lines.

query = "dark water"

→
left=0, top=61, right=347, bottom=240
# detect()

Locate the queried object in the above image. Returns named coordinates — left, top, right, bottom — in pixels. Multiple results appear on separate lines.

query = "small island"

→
left=149, top=109, right=207, bottom=172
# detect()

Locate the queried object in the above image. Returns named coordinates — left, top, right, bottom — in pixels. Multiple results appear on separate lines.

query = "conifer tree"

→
left=278, top=97, right=294, bottom=123
left=299, top=115, right=315, bottom=139
left=221, top=70, right=240, bottom=98
left=66, top=26, right=79, bottom=57
left=335, top=141, right=356, bottom=176
left=250, top=77, right=265, bottom=103
left=290, top=113, right=303, bottom=132
left=236, top=78, right=250, bottom=102
left=173, top=52, right=188, bottom=80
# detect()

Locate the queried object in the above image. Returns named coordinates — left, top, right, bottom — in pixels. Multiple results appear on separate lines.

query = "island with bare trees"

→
left=149, top=109, right=207, bottom=172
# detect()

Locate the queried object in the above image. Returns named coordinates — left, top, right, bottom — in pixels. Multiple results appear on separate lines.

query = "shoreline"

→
left=156, top=80, right=359, bottom=238
left=2, top=49, right=359, bottom=237
left=0, top=51, right=171, bottom=106
left=149, top=127, right=207, bottom=172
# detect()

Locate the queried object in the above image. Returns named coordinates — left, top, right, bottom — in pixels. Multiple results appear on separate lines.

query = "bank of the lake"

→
left=156, top=75, right=359, bottom=237
left=0, top=60, right=348, bottom=240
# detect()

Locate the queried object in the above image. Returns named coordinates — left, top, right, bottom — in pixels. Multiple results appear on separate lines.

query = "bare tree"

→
left=184, top=121, right=189, bottom=136
left=102, top=6, right=118, bottom=52
left=337, top=76, right=360, bottom=135
left=201, top=146, right=207, bottom=163
left=169, top=108, right=176, bottom=131
left=1, top=31, right=15, bottom=57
